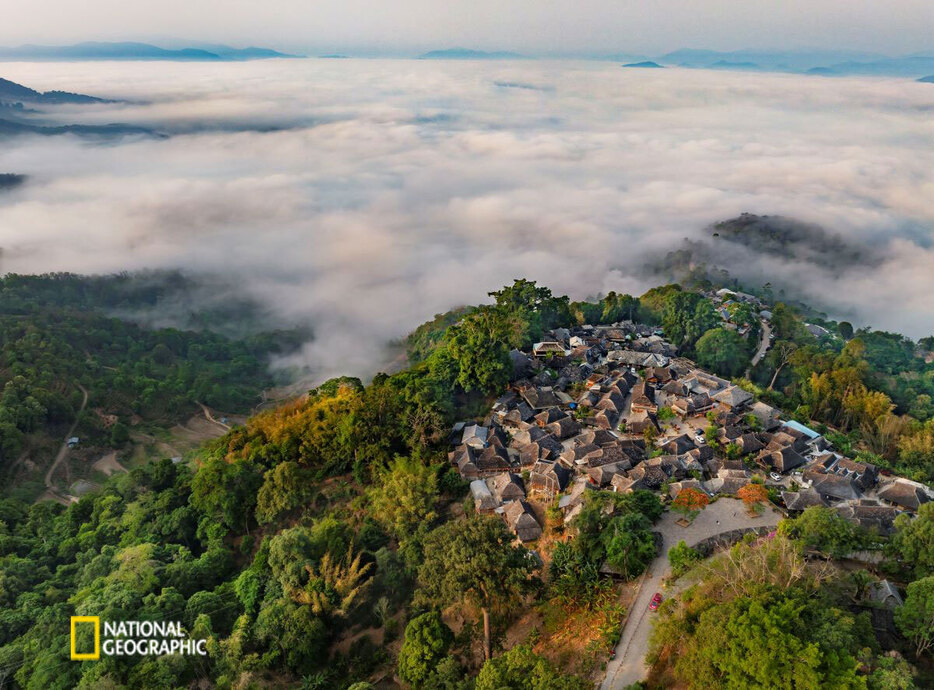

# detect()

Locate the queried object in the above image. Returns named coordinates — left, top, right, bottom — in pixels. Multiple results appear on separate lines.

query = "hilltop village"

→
left=4, top=276, right=933, bottom=689
left=450, top=290, right=932, bottom=544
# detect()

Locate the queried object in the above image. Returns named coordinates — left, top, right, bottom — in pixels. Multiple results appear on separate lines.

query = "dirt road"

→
left=43, top=383, right=88, bottom=502
left=93, top=451, right=127, bottom=477
left=196, top=401, right=232, bottom=431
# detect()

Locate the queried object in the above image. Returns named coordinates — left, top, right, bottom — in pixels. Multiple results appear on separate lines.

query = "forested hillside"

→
left=0, top=276, right=932, bottom=688
left=0, top=273, right=305, bottom=499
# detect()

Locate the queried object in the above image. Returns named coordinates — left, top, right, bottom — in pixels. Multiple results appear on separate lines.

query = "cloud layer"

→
left=1, top=59, right=933, bottom=378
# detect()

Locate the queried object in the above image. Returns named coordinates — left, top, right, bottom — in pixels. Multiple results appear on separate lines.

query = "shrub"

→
left=397, top=612, right=454, bottom=686
left=669, top=540, right=702, bottom=578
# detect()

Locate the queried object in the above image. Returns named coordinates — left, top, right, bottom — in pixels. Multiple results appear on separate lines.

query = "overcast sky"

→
left=2, top=0, right=932, bottom=56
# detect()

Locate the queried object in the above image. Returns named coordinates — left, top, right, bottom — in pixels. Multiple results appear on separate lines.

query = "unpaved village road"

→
left=197, top=401, right=232, bottom=431
left=44, top=384, right=88, bottom=500
left=600, top=498, right=781, bottom=690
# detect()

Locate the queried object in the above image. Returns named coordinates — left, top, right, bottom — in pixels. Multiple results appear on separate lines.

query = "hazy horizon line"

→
left=1, top=38, right=932, bottom=61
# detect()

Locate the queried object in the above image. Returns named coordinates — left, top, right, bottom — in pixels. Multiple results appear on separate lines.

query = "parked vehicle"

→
left=769, top=472, right=782, bottom=481
left=649, top=592, right=663, bottom=611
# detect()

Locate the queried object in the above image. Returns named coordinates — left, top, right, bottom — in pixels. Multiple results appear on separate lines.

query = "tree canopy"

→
left=660, top=291, right=718, bottom=354
left=895, top=576, right=934, bottom=658
left=695, top=327, right=751, bottom=378
left=416, top=517, right=538, bottom=659
left=649, top=537, right=878, bottom=689
left=397, top=611, right=455, bottom=686
left=778, top=506, right=865, bottom=558
left=367, top=456, right=438, bottom=541
left=474, top=644, right=588, bottom=690
left=889, top=503, right=934, bottom=580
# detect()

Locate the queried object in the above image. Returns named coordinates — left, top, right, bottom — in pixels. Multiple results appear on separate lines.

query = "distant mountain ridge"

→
left=0, top=41, right=299, bottom=62
left=0, top=173, right=26, bottom=190
left=658, top=49, right=934, bottom=77
left=658, top=48, right=885, bottom=70
left=708, top=60, right=759, bottom=70
left=0, top=76, right=159, bottom=140
left=3, top=40, right=931, bottom=76
left=822, top=56, right=934, bottom=77
left=0, top=77, right=110, bottom=104
left=418, top=48, right=525, bottom=60
left=0, top=118, right=159, bottom=139
left=414, top=45, right=934, bottom=77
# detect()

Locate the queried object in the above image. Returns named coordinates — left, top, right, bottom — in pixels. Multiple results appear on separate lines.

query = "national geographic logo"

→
left=70, top=617, right=100, bottom=660
left=70, top=617, right=207, bottom=660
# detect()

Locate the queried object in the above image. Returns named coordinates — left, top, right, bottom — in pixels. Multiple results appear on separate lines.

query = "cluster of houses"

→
left=710, top=288, right=763, bottom=336
left=448, top=321, right=933, bottom=543
left=709, top=286, right=832, bottom=341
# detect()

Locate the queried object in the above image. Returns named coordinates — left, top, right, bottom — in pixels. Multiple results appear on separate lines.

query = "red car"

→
left=649, top=592, right=663, bottom=611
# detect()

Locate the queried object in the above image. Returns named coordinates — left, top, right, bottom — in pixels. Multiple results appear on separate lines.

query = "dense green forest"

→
left=0, top=273, right=306, bottom=495
left=0, top=275, right=932, bottom=688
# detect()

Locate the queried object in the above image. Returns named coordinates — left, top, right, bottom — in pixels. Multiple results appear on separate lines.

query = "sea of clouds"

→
left=0, top=59, right=932, bottom=379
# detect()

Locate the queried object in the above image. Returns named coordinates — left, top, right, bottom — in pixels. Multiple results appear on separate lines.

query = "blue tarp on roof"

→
left=784, top=419, right=820, bottom=439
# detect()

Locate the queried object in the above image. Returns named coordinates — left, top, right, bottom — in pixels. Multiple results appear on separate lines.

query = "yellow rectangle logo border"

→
left=70, top=616, right=100, bottom=660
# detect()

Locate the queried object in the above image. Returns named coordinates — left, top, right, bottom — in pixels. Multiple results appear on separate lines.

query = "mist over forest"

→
left=1, top=59, right=933, bottom=379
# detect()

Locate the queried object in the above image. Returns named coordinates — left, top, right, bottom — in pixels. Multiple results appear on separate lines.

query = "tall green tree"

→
left=889, top=503, right=934, bottom=579
left=669, top=540, right=702, bottom=578
left=639, top=284, right=683, bottom=323
left=601, top=512, right=656, bottom=579
left=598, top=291, right=640, bottom=324
left=661, top=292, right=718, bottom=353
left=190, top=457, right=262, bottom=535
left=446, top=307, right=517, bottom=394
left=868, top=655, right=917, bottom=690
left=488, top=279, right=572, bottom=345
left=416, top=517, right=537, bottom=660
left=255, top=461, right=314, bottom=525
left=895, top=576, right=934, bottom=658
left=770, top=303, right=806, bottom=342
left=695, top=328, right=750, bottom=378
left=778, top=506, right=864, bottom=558
left=253, top=598, right=329, bottom=674
left=678, top=593, right=863, bottom=688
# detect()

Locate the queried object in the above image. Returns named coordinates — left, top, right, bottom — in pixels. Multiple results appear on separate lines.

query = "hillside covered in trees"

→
left=0, top=272, right=306, bottom=500
left=0, top=275, right=932, bottom=688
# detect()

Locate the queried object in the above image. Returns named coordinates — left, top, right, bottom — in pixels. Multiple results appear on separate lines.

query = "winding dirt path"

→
left=43, top=383, right=88, bottom=502
left=196, top=401, right=232, bottom=431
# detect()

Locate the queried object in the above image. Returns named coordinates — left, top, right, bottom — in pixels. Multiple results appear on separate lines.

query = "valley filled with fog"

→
left=0, top=58, right=932, bottom=378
